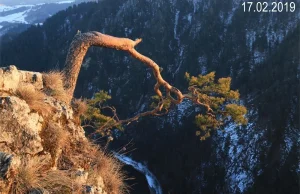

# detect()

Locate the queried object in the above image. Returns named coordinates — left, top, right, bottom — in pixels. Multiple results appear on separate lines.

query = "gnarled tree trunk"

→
left=63, top=31, right=246, bottom=136
left=63, top=31, right=183, bottom=104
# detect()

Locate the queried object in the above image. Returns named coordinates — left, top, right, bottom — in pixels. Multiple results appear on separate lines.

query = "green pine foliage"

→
left=185, top=72, right=247, bottom=140
left=150, top=95, right=172, bottom=111
left=85, top=73, right=247, bottom=140
left=83, top=90, right=122, bottom=135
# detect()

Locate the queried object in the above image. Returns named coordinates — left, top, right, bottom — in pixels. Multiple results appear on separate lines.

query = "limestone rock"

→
left=0, top=66, right=113, bottom=194
left=0, top=96, right=44, bottom=155
left=75, top=168, right=89, bottom=185
left=0, top=65, right=43, bottom=93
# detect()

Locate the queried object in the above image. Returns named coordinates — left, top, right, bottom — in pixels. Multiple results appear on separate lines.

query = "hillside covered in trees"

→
left=0, top=0, right=299, bottom=193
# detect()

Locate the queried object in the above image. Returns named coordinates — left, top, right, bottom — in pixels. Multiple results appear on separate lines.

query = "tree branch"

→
left=64, top=31, right=245, bottom=136
left=63, top=31, right=183, bottom=104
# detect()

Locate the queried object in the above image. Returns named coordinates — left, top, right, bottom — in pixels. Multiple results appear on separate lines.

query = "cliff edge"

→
left=0, top=66, right=126, bottom=194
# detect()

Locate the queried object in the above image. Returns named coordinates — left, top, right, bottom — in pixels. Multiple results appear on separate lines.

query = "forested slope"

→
left=1, top=1, right=299, bottom=193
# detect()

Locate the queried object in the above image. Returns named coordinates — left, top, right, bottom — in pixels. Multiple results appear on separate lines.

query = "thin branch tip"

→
left=134, top=38, right=142, bottom=46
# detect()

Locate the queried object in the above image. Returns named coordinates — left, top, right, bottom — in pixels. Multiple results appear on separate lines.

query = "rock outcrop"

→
left=0, top=66, right=125, bottom=194
left=0, top=65, right=43, bottom=93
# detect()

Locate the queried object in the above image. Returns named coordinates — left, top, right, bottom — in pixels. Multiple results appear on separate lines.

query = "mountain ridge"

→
left=0, top=0, right=95, bottom=36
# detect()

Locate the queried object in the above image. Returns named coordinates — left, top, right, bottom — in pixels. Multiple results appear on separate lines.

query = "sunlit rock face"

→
left=0, top=65, right=43, bottom=92
left=0, top=66, right=113, bottom=194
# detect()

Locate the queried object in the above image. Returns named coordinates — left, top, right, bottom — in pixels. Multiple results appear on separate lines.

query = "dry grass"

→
left=43, top=71, right=69, bottom=103
left=16, top=84, right=53, bottom=117
left=72, top=98, right=88, bottom=124
left=85, top=143, right=128, bottom=194
left=58, top=139, right=128, bottom=194
left=72, top=98, right=88, bottom=116
left=99, top=154, right=128, bottom=194
left=6, top=123, right=127, bottom=194
left=40, top=123, right=70, bottom=168
left=9, top=158, right=44, bottom=194
left=39, top=170, right=76, bottom=193
left=58, top=139, right=97, bottom=171
left=9, top=158, right=81, bottom=194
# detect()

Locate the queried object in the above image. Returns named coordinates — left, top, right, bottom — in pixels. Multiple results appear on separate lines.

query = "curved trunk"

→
left=63, top=31, right=142, bottom=102
left=63, top=31, right=183, bottom=104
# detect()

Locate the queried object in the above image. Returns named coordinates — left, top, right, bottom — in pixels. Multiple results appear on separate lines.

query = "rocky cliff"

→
left=0, top=65, right=126, bottom=194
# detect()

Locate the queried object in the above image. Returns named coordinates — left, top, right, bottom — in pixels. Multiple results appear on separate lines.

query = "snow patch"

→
left=198, top=56, right=207, bottom=65
left=187, top=13, right=192, bottom=24
left=114, top=153, right=163, bottom=194
left=191, top=0, right=201, bottom=13
left=0, top=10, right=29, bottom=24
left=165, top=99, right=193, bottom=126
left=176, top=99, right=192, bottom=123
left=174, top=10, right=180, bottom=45
left=124, top=27, right=133, bottom=36
left=198, top=56, right=207, bottom=74
left=246, top=30, right=256, bottom=51
left=266, top=29, right=284, bottom=48
left=201, top=65, right=207, bottom=75
left=173, top=46, right=184, bottom=76
left=0, top=5, right=14, bottom=12
left=87, top=83, right=93, bottom=91
left=253, top=50, right=265, bottom=64
left=216, top=116, right=268, bottom=193
left=55, top=0, right=75, bottom=4
left=224, top=0, right=241, bottom=25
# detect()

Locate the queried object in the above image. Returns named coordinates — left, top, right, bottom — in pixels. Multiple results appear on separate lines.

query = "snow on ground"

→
left=174, top=10, right=180, bottom=45
left=216, top=119, right=268, bottom=193
left=114, top=152, right=163, bottom=194
left=13, top=4, right=34, bottom=8
left=56, top=0, right=75, bottom=4
left=176, top=99, right=192, bottom=122
left=0, top=4, right=34, bottom=24
left=0, top=5, right=14, bottom=12
left=191, top=0, right=201, bottom=13
left=246, top=30, right=256, bottom=51
left=0, top=10, right=29, bottom=24
left=0, top=0, right=77, bottom=25
left=253, top=50, right=266, bottom=64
